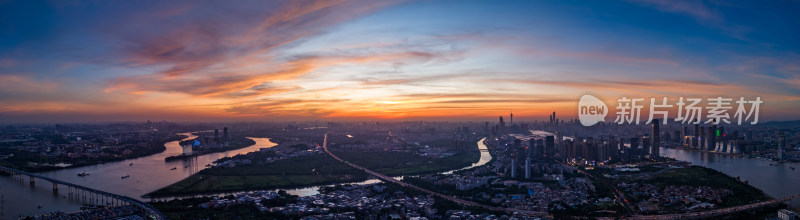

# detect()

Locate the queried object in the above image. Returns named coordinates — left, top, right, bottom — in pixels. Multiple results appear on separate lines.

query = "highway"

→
left=320, top=134, right=552, bottom=218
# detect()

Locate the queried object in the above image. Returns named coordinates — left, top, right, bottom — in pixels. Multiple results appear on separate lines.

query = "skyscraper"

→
left=545, top=136, right=555, bottom=159
left=699, top=127, right=705, bottom=150
left=778, top=132, right=786, bottom=160
left=651, top=119, right=660, bottom=158
left=499, top=116, right=505, bottom=135
left=214, top=129, right=219, bottom=143
left=642, top=136, right=650, bottom=159
left=694, top=124, right=700, bottom=149
left=707, top=126, right=715, bottom=151
left=510, top=138, right=521, bottom=178
left=223, top=127, right=229, bottom=143
left=681, top=126, right=687, bottom=147
left=524, top=157, right=531, bottom=179
left=720, top=127, right=727, bottom=152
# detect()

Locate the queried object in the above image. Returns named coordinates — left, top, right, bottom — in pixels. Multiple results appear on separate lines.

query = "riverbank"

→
left=0, top=134, right=188, bottom=173
left=667, top=146, right=800, bottom=164
left=164, top=136, right=256, bottom=161
left=146, top=148, right=481, bottom=197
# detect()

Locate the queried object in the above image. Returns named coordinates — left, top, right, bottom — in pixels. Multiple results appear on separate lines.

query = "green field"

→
left=147, top=149, right=480, bottom=197
left=147, top=154, right=366, bottom=197
left=335, top=150, right=480, bottom=176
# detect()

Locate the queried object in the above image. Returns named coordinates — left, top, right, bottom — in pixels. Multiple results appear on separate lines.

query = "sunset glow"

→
left=1, top=1, right=799, bottom=123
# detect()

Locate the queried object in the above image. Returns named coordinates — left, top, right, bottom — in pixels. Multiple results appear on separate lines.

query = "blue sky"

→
left=0, top=0, right=799, bottom=123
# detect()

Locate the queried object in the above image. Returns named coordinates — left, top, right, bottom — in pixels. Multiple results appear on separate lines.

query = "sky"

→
left=1, top=0, right=799, bottom=123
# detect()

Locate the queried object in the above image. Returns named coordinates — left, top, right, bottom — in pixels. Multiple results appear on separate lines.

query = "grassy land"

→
left=147, top=154, right=367, bottom=197
left=147, top=149, right=480, bottom=197
left=335, top=150, right=480, bottom=176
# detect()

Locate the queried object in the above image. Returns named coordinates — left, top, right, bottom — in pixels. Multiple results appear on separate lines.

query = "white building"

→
left=182, top=144, right=193, bottom=155
left=779, top=209, right=798, bottom=220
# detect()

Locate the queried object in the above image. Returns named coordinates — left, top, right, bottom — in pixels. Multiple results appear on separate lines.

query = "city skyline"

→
left=2, top=0, right=800, bottom=123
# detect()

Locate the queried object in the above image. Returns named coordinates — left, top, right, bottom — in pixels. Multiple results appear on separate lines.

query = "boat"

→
left=184, top=165, right=189, bottom=168
left=129, top=163, right=133, bottom=166
left=170, top=167, right=177, bottom=170
left=769, top=163, right=778, bottom=166
left=38, top=205, right=43, bottom=209
left=791, top=166, right=795, bottom=170
left=121, top=175, right=130, bottom=179
left=77, top=172, right=89, bottom=177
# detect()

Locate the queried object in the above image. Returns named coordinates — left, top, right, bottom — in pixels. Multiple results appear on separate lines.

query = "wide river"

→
left=0, top=133, right=277, bottom=218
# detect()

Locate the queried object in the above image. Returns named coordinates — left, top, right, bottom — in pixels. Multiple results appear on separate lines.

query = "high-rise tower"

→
left=651, top=119, right=660, bottom=158
left=223, top=127, right=229, bottom=143
left=778, top=132, right=786, bottom=160
left=545, top=136, right=555, bottom=158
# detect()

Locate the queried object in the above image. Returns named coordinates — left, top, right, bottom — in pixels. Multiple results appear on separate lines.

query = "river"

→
left=0, top=133, right=277, bottom=218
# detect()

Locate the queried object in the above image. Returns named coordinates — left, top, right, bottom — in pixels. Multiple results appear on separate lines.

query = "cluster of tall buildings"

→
left=489, top=113, right=529, bottom=137
left=557, top=120, right=662, bottom=163
left=678, top=122, right=743, bottom=154
left=500, top=115, right=665, bottom=174
left=506, top=135, right=557, bottom=179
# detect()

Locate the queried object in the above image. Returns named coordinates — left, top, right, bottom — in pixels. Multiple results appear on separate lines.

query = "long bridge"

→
left=0, top=166, right=167, bottom=220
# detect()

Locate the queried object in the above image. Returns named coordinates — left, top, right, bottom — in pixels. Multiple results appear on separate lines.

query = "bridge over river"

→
left=0, top=166, right=167, bottom=220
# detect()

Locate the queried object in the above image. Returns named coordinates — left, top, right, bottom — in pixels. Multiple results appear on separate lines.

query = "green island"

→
left=574, top=164, right=776, bottom=217
left=146, top=147, right=480, bottom=197
left=625, top=165, right=771, bottom=207
left=164, top=135, right=256, bottom=161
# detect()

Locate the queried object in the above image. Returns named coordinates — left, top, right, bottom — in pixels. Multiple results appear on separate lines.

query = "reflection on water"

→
left=0, top=133, right=276, bottom=217
left=441, top=138, right=491, bottom=175
left=0, top=176, right=84, bottom=219
left=661, top=147, right=800, bottom=208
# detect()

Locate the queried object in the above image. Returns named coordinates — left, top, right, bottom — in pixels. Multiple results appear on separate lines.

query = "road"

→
left=320, top=134, right=552, bottom=218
